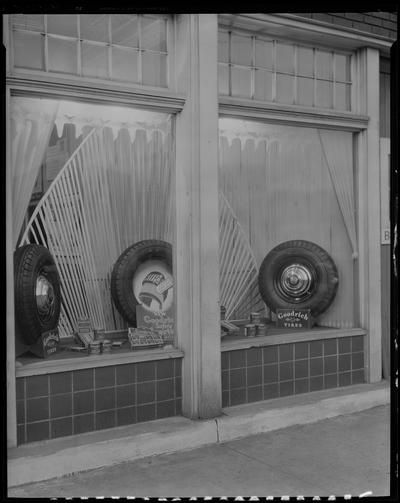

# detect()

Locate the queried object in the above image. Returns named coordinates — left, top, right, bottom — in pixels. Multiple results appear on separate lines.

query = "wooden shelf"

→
left=221, top=327, right=367, bottom=352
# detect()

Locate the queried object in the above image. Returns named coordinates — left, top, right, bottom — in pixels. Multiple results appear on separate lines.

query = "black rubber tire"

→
left=258, top=240, right=339, bottom=318
left=14, top=244, right=61, bottom=345
left=110, top=240, right=172, bottom=326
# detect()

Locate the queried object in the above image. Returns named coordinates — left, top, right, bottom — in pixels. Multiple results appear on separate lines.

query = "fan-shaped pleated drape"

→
left=20, top=125, right=174, bottom=336
left=317, top=129, right=358, bottom=259
left=11, top=98, right=59, bottom=248
left=219, top=192, right=264, bottom=320
left=219, top=119, right=357, bottom=328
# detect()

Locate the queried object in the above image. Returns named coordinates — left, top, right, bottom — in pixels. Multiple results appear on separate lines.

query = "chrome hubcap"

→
left=36, top=274, right=55, bottom=323
left=276, top=263, right=315, bottom=302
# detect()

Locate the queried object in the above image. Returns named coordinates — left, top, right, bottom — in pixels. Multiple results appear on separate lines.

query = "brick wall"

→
left=294, top=12, right=397, bottom=40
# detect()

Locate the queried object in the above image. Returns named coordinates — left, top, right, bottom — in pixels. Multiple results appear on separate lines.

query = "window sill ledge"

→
left=221, top=327, right=366, bottom=352
left=16, top=342, right=183, bottom=377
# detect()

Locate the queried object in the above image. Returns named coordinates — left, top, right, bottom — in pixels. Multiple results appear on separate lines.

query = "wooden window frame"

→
left=7, top=13, right=174, bottom=93
left=218, top=26, right=354, bottom=112
left=217, top=15, right=383, bottom=390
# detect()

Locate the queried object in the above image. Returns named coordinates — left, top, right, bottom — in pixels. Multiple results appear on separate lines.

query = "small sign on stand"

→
left=276, top=308, right=313, bottom=329
left=29, top=329, right=60, bottom=358
left=128, top=327, right=164, bottom=350
left=136, top=305, right=174, bottom=345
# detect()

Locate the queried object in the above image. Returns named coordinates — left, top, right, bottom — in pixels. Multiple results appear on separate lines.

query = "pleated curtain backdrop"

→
left=219, top=119, right=357, bottom=328
left=10, top=97, right=60, bottom=248
left=20, top=123, right=174, bottom=336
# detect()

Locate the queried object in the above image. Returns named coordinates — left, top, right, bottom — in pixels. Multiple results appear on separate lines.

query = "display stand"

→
left=28, top=329, right=60, bottom=358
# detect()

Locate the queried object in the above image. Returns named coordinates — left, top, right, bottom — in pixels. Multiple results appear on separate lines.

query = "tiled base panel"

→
left=221, top=336, right=365, bottom=408
left=16, top=358, right=182, bottom=445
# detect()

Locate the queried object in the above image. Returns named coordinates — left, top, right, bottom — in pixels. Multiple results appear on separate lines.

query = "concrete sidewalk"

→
left=7, top=381, right=389, bottom=489
left=8, top=404, right=390, bottom=498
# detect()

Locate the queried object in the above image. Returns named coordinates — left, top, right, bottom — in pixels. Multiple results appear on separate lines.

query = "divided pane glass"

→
left=335, top=53, right=350, bottom=82
left=276, top=43, right=294, bottom=74
left=254, top=69, right=273, bottom=101
left=316, top=79, right=333, bottom=108
left=255, top=39, right=273, bottom=69
left=80, top=15, right=109, bottom=43
left=231, top=66, right=252, bottom=98
left=81, top=42, right=109, bottom=78
left=335, top=82, right=351, bottom=110
left=218, top=30, right=229, bottom=63
left=11, top=14, right=44, bottom=32
left=111, top=15, right=139, bottom=48
left=218, top=63, right=229, bottom=95
left=297, top=76, right=314, bottom=106
left=276, top=73, right=294, bottom=103
left=13, top=31, right=44, bottom=70
left=231, top=33, right=252, bottom=66
left=297, top=46, right=314, bottom=77
left=142, top=52, right=167, bottom=87
left=141, top=16, right=167, bottom=52
left=316, top=50, right=332, bottom=80
left=47, top=14, right=77, bottom=37
left=112, top=47, right=139, bottom=82
left=48, top=37, right=77, bottom=74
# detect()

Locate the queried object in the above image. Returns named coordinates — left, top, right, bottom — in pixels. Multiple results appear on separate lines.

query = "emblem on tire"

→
left=111, top=240, right=173, bottom=326
left=258, top=240, right=339, bottom=318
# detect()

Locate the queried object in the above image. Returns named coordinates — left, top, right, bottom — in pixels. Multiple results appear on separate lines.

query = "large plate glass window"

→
left=218, top=29, right=352, bottom=111
left=11, top=96, right=175, bottom=347
left=10, top=14, right=169, bottom=88
left=218, top=118, right=358, bottom=329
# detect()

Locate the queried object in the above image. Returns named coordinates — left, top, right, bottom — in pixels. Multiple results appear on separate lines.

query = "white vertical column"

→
left=6, top=87, right=17, bottom=447
left=357, top=47, right=382, bottom=383
left=174, top=14, right=221, bottom=418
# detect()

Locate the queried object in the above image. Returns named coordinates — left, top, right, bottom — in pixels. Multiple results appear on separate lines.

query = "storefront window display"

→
left=12, top=97, right=175, bottom=348
left=6, top=14, right=386, bottom=451
left=219, top=118, right=357, bottom=329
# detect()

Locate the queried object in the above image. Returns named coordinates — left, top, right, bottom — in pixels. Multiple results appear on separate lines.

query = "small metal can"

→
left=102, top=339, right=112, bottom=353
left=256, top=324, right=268, bottom=337
left=245, top=324, right=256, bottom=337
left=250, top=312, right=262, bottom=325
left=95, top=328, right=106, bottom=341
left=89, top=340, right=102, bottom=355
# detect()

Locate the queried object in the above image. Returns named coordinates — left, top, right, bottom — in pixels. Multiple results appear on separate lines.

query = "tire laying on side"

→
left=258, top=240, right=339, bottom=318
left=14, top=244, right=61, bottom=345
left=111, top=240, right=172, bottom=326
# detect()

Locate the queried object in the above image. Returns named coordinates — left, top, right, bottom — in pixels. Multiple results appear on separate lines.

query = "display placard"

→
left=136, top=305, right=174, bottom=344
left=128, top=327, right=164, bottom=350
left=276, top=308, right=312, bottom=329
left=29, top=329, right=60, bottom=358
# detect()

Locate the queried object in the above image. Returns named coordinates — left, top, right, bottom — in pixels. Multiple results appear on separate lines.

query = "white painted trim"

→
left=7, top=76, right=186, bottom=114
left=219, top=14, right=393, bottom=56
left=219, top=96, right=369, bottom=131
left=174, top=14, right=221, bottom=419
left=221, top=328, right=367, bottom=352
left=380, top=138, right=391, bottom=244
left=15, top=348, right=184, bottom=377
left=6, top=87, right=17, bottom=448
left=356, top=48, right=382, bottom=383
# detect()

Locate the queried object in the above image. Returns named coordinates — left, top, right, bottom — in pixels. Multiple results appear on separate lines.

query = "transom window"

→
left=218, top=29, right=352, bottom=111
left=10, top=14, right=169, bottom=88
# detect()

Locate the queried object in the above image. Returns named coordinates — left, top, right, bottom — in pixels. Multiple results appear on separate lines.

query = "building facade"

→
left=5, top=12, right=396, bottom=450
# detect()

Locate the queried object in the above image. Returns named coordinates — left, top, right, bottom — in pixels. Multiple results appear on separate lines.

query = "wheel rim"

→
left=275, top=263, right=316, bottom=303
left=36, top=273, right=56, bottom=323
